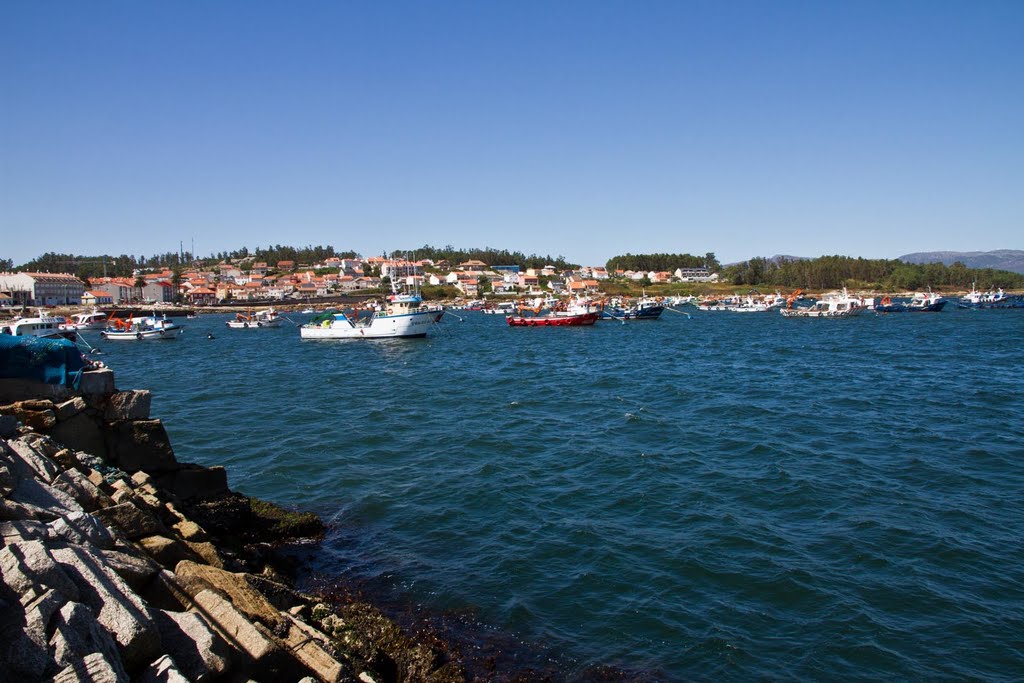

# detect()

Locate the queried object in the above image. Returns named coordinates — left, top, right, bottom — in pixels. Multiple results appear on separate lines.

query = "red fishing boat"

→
left=506, top=311, right=599, bottom=327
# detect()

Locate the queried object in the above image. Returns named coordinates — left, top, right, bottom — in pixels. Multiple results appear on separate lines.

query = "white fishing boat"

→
left=1, top=310, right=77, bottom=340
left=99, top=313, right=183, bottom=340
left=300, top=293, right=443, bottom=339
left=226, top=308, right=282, bottom=328
left=60, top=308, right=109, bottom=331
left=780, top=288, right=866, bottom=318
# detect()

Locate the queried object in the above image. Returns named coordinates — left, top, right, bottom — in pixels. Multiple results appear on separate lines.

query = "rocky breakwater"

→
left=0, top=369, right=465, bottom=682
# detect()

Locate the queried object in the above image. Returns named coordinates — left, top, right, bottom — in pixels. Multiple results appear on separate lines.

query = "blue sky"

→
left=2, top=1, right=1021, bottom=267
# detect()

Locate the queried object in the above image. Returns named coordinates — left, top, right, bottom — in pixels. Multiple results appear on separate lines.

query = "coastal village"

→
left=0, top=257, right=718, bottom=309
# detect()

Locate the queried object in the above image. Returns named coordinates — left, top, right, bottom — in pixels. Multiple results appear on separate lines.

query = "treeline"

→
left=723, top=256, right=1024, bottom=290
left=14, top=252, right=194, bottom=280
left=395, top=245, right=579, bottom=270
left=205, top=245, right=357, bottom=266
left=605, top=252, right=721, bottom=273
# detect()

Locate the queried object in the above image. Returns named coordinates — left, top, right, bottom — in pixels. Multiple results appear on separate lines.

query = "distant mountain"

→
left=898, top=249, right=1024, bottom=274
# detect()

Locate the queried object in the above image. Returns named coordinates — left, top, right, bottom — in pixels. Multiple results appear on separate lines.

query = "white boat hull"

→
left=225, top=320, right=282, bottom=328
left=100, top=327, right=183, bottom=340
left=300, top=310, right=441, bottom=339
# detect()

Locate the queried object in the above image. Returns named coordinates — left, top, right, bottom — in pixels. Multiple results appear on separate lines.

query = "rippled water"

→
left=98, top=308, right=1024, bottom=680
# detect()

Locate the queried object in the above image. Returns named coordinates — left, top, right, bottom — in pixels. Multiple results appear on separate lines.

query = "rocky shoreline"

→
left=0, top=367, right=468, bottom=682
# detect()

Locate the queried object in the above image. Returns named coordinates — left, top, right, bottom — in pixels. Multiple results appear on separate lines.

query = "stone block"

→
left=192, top=588, right=281, bottom=665
left=104, top=390, right=152, bottom=421
left=155, top=609, right=232, bottom=681
left=50, top=411, right=108, bottom=460
left=51, top=651, right=127, bottom=683
left=10, top=476, right=83, bottom=519
left=282, top=614, right=349, bottom=683
left=7, top=437, right=60, bottom=483
left=51, top=468, right=114, bottom=511
left=140, top=569, right=194, bottom=613
left=1, top=587, right=69, bottom=679
left=56, top=396, right=88, bottom=421
left=0, top=519, right=58, bottom=543
left=79, top=368, right=116, bottom=397
left=97, top=549, right=160, bottom=591
left=0, top=497, right=61, bottom=522
left=185, top=540, right=225, bottom=569
left=49, top=601, right=128, bottom=680
left=155, top=464, right=229, bottom=501
left=0, top=459, right=15, bottom=497
left=50, top=544, right=161, bottom=670
left=0, top=413, right=19, bottom=437
left=0, top=540, right=80, bottom=602
left=106, top=420, right=178, bottom=474
left=50, top=510, right=117, bottom=550
left=0, top=377, right=72, bottom=404
left=94, top=502, right=163, bottom=540
left=137, top=535, right=202, bottom=569
left=0, top=401, right=57, bottom=431
left=172, top=519, right=208, bottom=542
left=137, top=654, right=189, bottom=683
left=175, top=560, right=283, bottom=627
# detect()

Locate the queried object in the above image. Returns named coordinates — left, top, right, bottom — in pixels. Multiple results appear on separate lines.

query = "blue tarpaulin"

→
left=0, top=335, right=86, bottom=386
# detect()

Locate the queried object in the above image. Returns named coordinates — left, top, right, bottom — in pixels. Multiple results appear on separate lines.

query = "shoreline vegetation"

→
left=6, top=247, right=1024, bottom=296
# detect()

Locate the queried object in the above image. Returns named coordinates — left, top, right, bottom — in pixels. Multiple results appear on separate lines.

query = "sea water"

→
left=100, top=307, right=1024, bottom=680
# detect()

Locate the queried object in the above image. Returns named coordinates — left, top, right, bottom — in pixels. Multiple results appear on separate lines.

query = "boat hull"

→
left=780, top=308, right=863, bottom=318
left=300, top=310, right=440, bottom=339
left=100, top=327, right=182, bottom=340
left=506, top=312, right=599, bottom=327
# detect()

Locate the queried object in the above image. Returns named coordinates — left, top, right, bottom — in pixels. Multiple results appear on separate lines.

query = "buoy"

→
left=207, top=333, right=215, bottom=340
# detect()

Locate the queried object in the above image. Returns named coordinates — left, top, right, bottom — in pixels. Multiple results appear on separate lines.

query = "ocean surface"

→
left=97, top=306, right=1024, bottom=680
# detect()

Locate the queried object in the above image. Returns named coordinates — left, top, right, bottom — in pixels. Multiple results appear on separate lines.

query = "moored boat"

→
left=506, top=311, right=599, bottom=327
left=61, top=309, right=110, bottom=331
left=1, top=310, right=78, bottom=341
left=780, top=288, right=866, bottom=318
left=99, top=313, right=183, bottom=340
left=226, top=308, right=282, bottom=328
left=876, top=290, right=947, bottom=313
left=299, top=295, right=443, bottom=339
left=957, top=284, right=1024, bottom=309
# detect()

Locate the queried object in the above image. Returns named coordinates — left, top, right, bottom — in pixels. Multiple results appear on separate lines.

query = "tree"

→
left=134, top=276, right=147, bottom=302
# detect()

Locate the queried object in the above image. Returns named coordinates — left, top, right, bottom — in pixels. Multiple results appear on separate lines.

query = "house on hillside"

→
left=0, top=272, right=84, bottom=306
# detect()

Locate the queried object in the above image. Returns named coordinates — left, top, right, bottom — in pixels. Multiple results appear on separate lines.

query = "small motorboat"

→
left=99, top=313, right=183, bottom=341
left=226, top=308, right=282, bottom=328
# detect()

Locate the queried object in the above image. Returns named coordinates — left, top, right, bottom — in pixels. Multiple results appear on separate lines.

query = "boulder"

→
left=0, top=497, right=61, bottom=522
left=0, top=540, right=80, bottom=602
left=50, top=411, right=108, bottom=460
left=192, top=588, right=282, bottom=666
left=9, top=475, right=82, bottom=519
left=1, top=587, right=69, bottom=679
left=105, top=420, right=178, bottom=474
left=0, top=519, right=59, bottom=543
left=49, top=601, right=128, bottom=680
left=137, top=535, right=203, bottom=569
left=6, top=437, right=60, bottom=483
left=96, top=549, right=160, bottom=591
left=94, top=502, right=163, bottom=540
left=174, top=560, right=283, bottom=627
left=154, top=609, right=232, bottom=681
left=137, top=654, right=189, bottom=683
left=104, top=390, right=152, bottom=421
left=51, top=651, right=127, bottom=683
left=0, top=460, right=16, bottom=498
left=172, top=519, right=208, bottom=542
left=0, top=401, right=57, bottom=431
left=51, top=468, right=114, bottom=511
left=184, top=540, right=225, bottom=569
left=55, top=396, right=88, bottom=421
left=0, top=413, right=18, bottom=438
left=155, top=464, right=229, bottom=500
left=78, top=368, right=116, bottom=398
left=50, top=511, right=117, bottom=550
left=282, top=613, right=349, bottom=683
left=50, top=544, right=161, bottom=671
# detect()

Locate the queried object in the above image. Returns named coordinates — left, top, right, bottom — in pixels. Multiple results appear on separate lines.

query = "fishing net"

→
left=0, top=335, right=87, bottom=385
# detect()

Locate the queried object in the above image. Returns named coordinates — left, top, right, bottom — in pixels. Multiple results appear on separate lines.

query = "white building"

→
left=0, top=272, right=84, bottom=306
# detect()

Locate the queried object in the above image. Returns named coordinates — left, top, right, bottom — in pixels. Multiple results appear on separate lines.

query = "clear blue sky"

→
left=2, top=1, right=1021, bottom=267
